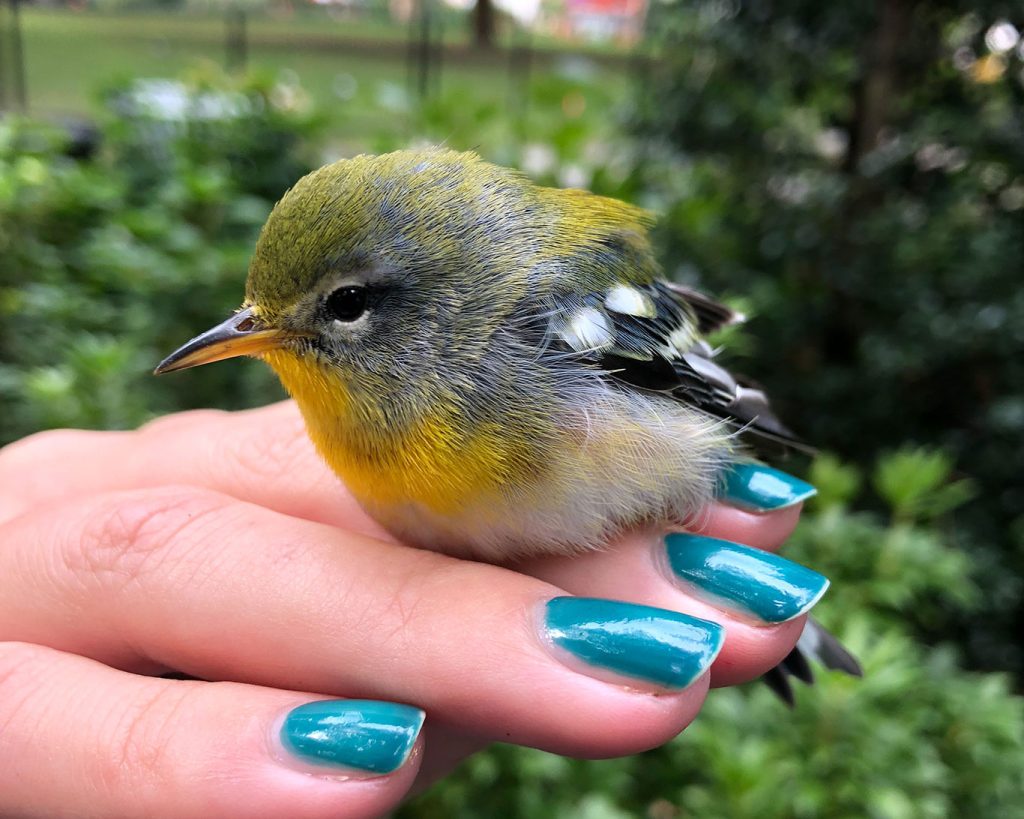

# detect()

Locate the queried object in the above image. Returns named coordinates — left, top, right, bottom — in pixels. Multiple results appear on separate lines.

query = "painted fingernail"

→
left=543, top=597, right=724, bottom=689
left=280, top=700, right=424, bottom=775
left=718, top=462, right=816, bottom=512
left=664, top=533, right=829, bottom=624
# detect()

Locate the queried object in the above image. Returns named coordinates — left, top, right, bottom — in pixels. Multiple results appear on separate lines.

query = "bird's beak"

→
left=154, top=306, right=299, bottom=374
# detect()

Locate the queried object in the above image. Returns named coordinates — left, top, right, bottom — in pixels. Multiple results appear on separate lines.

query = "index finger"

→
left=0, top=402, right=801, bottom=551
left=0, top=403, right=376, bottom=533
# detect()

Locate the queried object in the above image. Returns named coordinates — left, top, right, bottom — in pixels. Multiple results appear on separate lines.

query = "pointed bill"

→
left=154, top=307, right=302, bottom=374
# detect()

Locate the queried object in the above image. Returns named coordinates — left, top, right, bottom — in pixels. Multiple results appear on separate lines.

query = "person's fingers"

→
left=689, top=501, right=804, bottom=553
left=516, top=521, right=826, bottom=687
left=0, top=407, right=816, bottom=686
left=0, top=486, right=720, bottom=758
left=0, top=408, right=815, bottom=690
left=0, top=403, right=369, bottom=531
left=695, top=460, right=815, bottom=551
left=516, top=460, right=821, bottom=686
left=0, top=641, right=424, bottom=819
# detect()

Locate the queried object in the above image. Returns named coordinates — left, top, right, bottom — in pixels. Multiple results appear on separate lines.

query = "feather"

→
left=798, top=619, right=864, bottom=677
left=661, top=281, right=745, bottom=334
left=546, top=276, right=811, bottom=457
left=761, top=665, right=796, bottom=707
left=758, top=619, right=861, bottom=705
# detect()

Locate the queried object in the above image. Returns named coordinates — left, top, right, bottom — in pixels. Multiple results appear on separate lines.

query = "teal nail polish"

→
left=544, top=597, right=723, bottom=689
left=280, top=700, right=424, bottom=774
left=718, top=462, right=816, bottom=512
left=665, top=533, right=829, bottom=624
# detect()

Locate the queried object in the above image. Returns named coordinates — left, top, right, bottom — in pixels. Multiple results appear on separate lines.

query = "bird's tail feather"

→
left=761, top=618, right=862, bottom=706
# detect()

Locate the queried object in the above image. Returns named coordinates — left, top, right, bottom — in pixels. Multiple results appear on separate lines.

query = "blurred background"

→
left=1, top=0, right=1022, bottom=815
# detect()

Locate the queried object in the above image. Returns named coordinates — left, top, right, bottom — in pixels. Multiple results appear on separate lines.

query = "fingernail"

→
left=664, top=533, right=829, bottom=624
left=718, top=462, right=816, bottom=512
left=543, top=597, right=724, bottom=689
left=280, top=700, right=424, bottom=775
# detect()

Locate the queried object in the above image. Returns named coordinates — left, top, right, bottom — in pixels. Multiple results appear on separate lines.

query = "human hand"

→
left=0, top=402, right=822, bottom=818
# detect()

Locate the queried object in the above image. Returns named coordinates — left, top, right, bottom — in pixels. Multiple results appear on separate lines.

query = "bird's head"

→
left=155, top=147, right=667, bottom=516
left=155, top=148, right=543, bottom=407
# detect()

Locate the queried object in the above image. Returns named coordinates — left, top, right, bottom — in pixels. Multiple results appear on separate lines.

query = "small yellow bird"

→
left=157, top=147, right=859, bottom=699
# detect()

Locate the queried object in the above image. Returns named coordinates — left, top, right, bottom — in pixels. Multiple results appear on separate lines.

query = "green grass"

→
left=17, top=8, right=632, bottom=155
left=21, top=9, right=426, bottom=136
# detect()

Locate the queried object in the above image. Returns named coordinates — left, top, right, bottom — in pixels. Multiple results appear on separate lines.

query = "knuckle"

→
left=0, top=641, right=52, bottom=694
left=216, top=409, right=312, bottom=487
left=372, top=553, right=468, bottom=655
left=261, top=532, right=319, bottom=577
left=100, top=682, right=191, bottom=800
left=139, top=409, right=230, bottom=438
left=60, top=488, right=234, bottom=593
left=0, top=642, right=55, bottom=735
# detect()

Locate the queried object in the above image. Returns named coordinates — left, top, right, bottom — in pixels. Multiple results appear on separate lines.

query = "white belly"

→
left=361, top=387, right=734, bottom=562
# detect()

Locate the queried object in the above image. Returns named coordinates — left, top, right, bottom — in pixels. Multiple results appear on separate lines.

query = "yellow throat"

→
left=263, top=350, right=536, bottom=516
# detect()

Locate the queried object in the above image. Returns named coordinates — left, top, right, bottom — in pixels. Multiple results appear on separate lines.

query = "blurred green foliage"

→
left=0, top=70, right=320, bottom=439
left=616, top=0, right=1024, bottom=678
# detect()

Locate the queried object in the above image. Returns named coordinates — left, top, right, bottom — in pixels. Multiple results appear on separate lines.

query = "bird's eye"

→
left=325, top=285, right=368, bottom=322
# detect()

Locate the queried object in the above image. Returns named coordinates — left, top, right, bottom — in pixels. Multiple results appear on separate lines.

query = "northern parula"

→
left=156, top=148, right=859, bottom=699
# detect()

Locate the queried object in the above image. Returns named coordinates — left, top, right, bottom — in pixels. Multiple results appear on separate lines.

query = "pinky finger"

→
left=0, top=642, right=424, bottom=819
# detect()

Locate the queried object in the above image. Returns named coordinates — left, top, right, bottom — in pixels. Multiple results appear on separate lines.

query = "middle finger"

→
left=0, top=485, right=720, bottom=758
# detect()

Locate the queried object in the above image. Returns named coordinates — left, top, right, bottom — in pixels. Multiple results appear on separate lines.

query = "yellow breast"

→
left=264, top=351, right=537, bottom=515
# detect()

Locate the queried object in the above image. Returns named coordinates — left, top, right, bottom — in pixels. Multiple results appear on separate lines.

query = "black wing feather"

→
left=661, top=281, right=744, bottom=334
left=568, top=281, right=812, bottom=456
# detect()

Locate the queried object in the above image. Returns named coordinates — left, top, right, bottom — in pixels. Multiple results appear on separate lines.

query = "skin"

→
left=0, top=401, right=805, bottom=818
